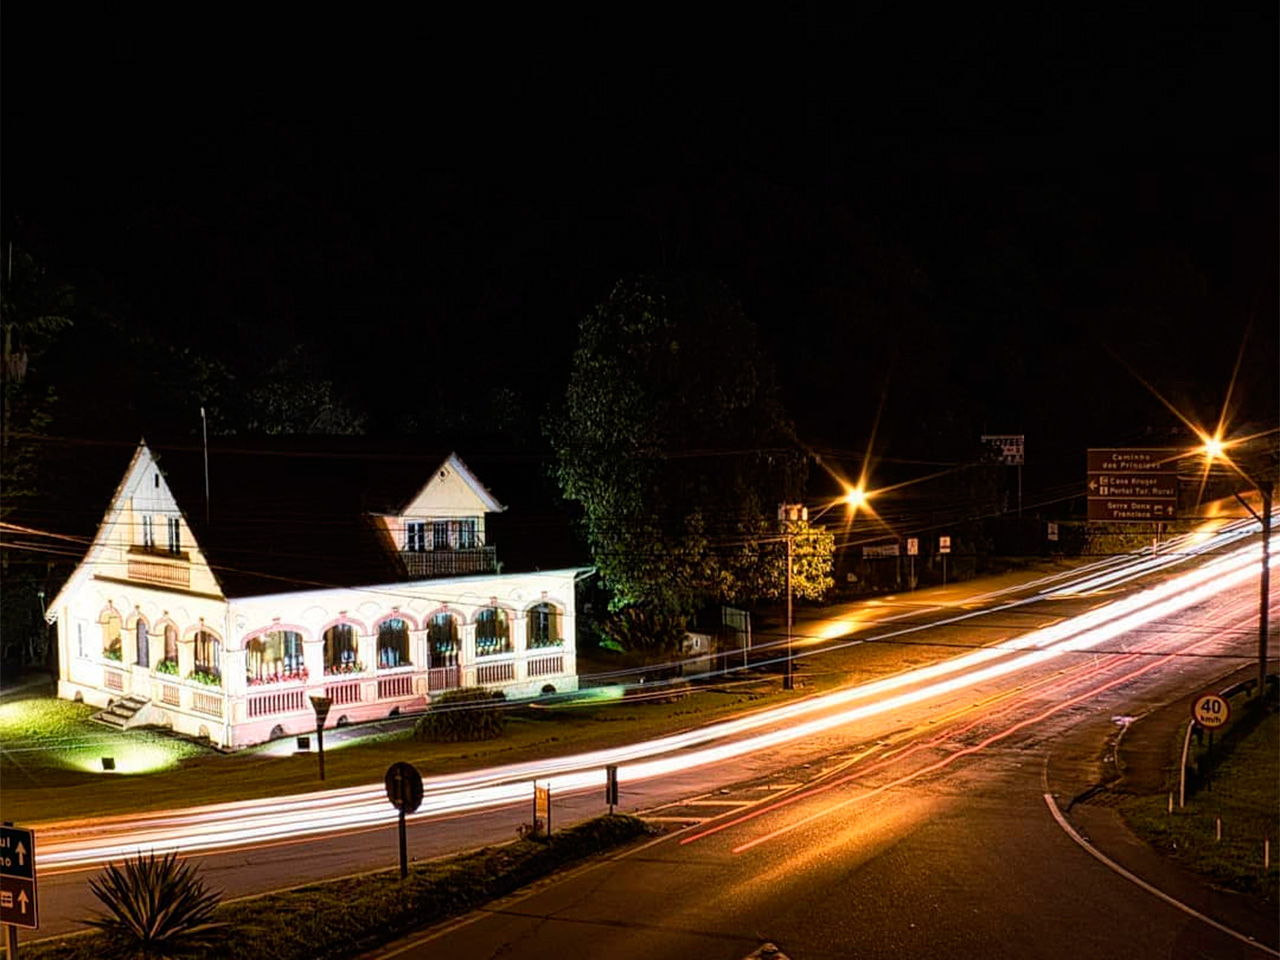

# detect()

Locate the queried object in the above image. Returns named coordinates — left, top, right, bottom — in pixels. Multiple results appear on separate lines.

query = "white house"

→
left=45, top=439, right=587, bottom=748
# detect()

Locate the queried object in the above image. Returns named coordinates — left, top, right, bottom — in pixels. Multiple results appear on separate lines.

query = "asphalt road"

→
left=20, top=527, right=1277, bottom=957
left=367, top=586, right=1276, bottom=959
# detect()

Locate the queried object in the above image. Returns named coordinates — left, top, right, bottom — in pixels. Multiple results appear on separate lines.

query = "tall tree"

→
left=548, top=275, right=830, bottom=635
left=0, top=239, right=74, bottom=670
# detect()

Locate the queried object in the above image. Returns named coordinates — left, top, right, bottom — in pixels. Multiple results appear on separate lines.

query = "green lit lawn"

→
left=0, top=679, right=788, bottom=824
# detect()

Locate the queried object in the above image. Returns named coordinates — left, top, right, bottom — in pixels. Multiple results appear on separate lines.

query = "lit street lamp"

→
left=776, top=486, right=870, bottom=691
left=1198, top=434, right=1275, bottom=697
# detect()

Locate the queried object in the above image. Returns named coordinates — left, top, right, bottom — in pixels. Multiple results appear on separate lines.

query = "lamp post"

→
left=778, top=503, right=806, bottom=691
left=1199, top=438, right=1275, bottom=697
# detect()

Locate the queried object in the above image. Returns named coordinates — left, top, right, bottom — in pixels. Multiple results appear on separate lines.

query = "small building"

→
left=45, top=438, right=586, bottom=748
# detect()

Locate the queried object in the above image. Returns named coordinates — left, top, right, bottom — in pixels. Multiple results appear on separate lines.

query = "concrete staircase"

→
left=91, top=694, right=152, bottom=730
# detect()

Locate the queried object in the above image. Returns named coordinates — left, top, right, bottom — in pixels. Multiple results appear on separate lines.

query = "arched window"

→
left=163, top=625, right=179, bottom=665
left=427, top=613, right=457, bottom=667
left=324, top=623, right=360, bottom=674
left=378, top=618, right=411, bottom=669
left=528, top=603, right=562, bottom=648
left=135, top=618, right=150, bottom=666
left=247, top=630, right=305, bottom=683
left=475, top=607, right=510, bottom=657
left=193, top=630, right=220, bottom=679
left=101, top=611, right=123, bottom=661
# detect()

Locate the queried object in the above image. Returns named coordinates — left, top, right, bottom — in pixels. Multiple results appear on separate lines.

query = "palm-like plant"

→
left=86, top=850, right=225, bottom=959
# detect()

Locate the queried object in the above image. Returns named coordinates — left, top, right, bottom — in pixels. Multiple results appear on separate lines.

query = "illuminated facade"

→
left=46, top=441, right=583, bottom=748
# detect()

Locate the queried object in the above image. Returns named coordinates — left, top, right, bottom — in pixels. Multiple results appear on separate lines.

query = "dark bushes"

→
left=414, top=687, right=506, bottom=742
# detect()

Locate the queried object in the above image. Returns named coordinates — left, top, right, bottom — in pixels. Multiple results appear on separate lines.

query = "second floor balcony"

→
left=400, top=546, right=497, bottom=579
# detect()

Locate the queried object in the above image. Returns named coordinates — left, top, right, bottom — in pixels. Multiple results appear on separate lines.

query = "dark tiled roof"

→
left=18, top=435, right=590, bottom=600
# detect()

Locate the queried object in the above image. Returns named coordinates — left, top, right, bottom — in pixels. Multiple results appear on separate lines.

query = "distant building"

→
left=45, top=439, right=587, bottom=748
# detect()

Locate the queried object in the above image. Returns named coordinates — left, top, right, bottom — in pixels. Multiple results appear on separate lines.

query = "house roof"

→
left=20, top=435, right=590, bottom=600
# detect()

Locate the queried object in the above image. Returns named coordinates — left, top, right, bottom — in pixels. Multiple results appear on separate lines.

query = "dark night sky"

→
left=4, top=5, right=1277, bottom=499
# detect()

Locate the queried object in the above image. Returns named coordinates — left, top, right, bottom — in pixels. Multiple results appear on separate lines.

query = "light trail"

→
left=682, top=584, right=1261, bottom=849
left=727, top=628, right=1222, bottom=855
left=33, top=526, right=1271, bottom=871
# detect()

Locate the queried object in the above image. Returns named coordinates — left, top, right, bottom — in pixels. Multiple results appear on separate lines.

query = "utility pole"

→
left=1254, top=481, right=1272, bottom=697
left=778, top=504, right=806, bottom=691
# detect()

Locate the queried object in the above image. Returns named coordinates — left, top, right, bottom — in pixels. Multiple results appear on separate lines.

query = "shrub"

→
left=85, top=850, right=224, bottom=958
left=414, top=687, right=506, bottom=742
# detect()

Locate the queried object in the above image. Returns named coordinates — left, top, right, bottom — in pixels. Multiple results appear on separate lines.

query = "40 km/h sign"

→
left=1191, top=693, right=1231, bottom=729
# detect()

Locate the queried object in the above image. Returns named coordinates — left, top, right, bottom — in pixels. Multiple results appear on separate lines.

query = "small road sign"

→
left=0, top=824, right=38, bottom=929
left=385, top=762, right=424, bottom=813
left=938, top=536, right=951, bottom=554
left=385, top=763, right=424, bottom=881
left=906, top=537, right=919, bottom=556
left=982, top=434, right=1025, bottom=465
left=1191, top=693, right=1231, bottom=729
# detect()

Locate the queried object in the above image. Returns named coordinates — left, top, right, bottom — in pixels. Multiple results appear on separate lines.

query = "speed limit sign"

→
left=1191, top=693, right=1230, bottom=729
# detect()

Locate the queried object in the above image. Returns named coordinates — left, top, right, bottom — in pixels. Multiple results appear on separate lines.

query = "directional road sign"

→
left=1087, top=448, right=1179, bottom=521
left=0, top=824, right=38, bottom=929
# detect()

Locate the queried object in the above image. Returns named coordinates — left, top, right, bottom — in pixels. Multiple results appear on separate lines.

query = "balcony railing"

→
left=126, top=548, right=191, bottom=588
left=325, top=679, right=362, bottom=706
left=476, top=660, right=516, bottom=685
left=192, top=690, right=223, bottom=718
left=247, top=687, right=308, bottom=718
left=428, top=666, right=459, bottom=692
left=527, top=653, right=565, bottom=677
left=378, top=673, right=415, bottom=700
left=400, top=547, right=497, bottom=579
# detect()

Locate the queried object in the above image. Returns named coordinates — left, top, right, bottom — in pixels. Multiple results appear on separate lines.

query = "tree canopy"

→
left=548, top=275, right=832, bottom=627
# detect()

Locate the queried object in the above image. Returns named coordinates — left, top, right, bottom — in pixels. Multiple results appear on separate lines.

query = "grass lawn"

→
left=0, top=674, right=798, bottom=824
left=1119, top=705, right=1279, bottom=903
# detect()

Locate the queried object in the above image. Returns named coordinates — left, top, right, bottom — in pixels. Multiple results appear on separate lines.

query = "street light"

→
left=778, top=503, right=807, bottom=691
left=1198, top=434, right=1274, bottom=697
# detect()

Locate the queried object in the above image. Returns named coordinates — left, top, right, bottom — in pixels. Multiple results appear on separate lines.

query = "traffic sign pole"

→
left=1, top=822, right=39, bottom=955
left=384, top=762, right=424, bottom=880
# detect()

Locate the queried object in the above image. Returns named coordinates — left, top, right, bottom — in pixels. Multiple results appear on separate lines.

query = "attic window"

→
left=154, top=474, right=160, bottom=488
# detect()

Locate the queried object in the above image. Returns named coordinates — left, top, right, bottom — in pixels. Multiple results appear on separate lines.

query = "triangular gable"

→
left=399, top=453, right=505, bottom=518
left=46, top=440, right=224, bottom=618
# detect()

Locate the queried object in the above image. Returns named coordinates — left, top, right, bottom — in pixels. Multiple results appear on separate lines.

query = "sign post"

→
left=605, top=765, right=619, bottom=814
left=309, top=696, right=333, bottom=781
left=384, top=762, right=424, bottom=879
left=533, top=782, right=551, bottom=837
left=938, top=536, right=951, bottom=585
left=1, top=822, right=38, bottom=957
left=1180, top=693, right=1232, bottom=808
left=906, top=537, right=918, bottom=590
